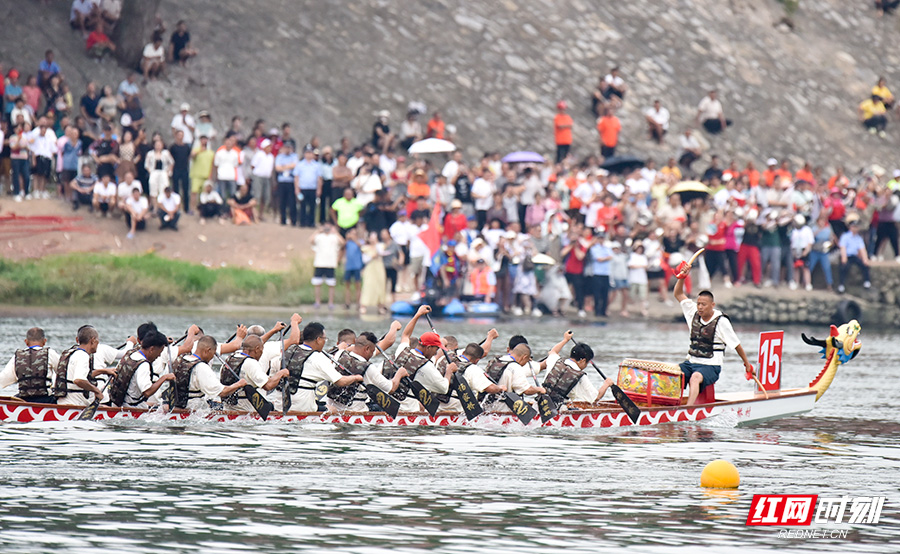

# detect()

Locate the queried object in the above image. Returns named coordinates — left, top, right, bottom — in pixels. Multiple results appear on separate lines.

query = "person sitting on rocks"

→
left=677, top=128, right=703, bottom=173
left=644, top=99, right=669, bottom=145
left=124, top=186, right=149, bottom=239
left=91, top=172, right=117, bottom=217
left=169, top=20, right=198, bottom=66
left=157, top=186, right=181, bottom=231
left=85, top=27, right=116, bottom=60
left=141, top=33, right=166, bottom=82
left=858, top=94, right=888, bottom=138
left=876, top=0, right=900, bottom=17
left=696, top=90, right=731, bottom=135
left=601, top=66, right=628, bottom=108
left=872, top=76, right=894, bottom=110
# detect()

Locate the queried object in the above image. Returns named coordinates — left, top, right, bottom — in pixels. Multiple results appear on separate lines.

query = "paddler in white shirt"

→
left=250, top=314, right=302, bottom=376
left=170, top=335, right=247, bottom=411
left=542, top=340, right=614, bottom=406
left=483, top=335, right=546, bottom=400
left=436, top=342, right=506, bottom=412
left=389, top=305, right=456, bottom=412
left=57, top=326, right=116, bottom=407
left=277, top=322, right=361, bottom=412
left=152, top=324, right=239, bottom=379
left=106, top=330, right=176, bottom=409
left=0, top=327, right=61, bottom=404
left=329, top=328, right=407, bottom=412
left=221, top=335, right=288, bottom=413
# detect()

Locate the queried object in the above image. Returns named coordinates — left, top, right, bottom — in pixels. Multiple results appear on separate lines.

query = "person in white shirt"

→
left=436, top=342, right=507, bottom=413
left=542, top=339, right=613, bottom=405
left=92, top=173, right=117, bottom=216
left=170, top=335, right=247, bottom=411
left=250, top=139, right=275, bottom=220
left=644, top=100, right=670, bottom=144
left=246, top=315, right=302, bottom=377
left=442, top=151, right=463, bottom=181
left=141, top=35, right=166, bottom=80
left=144, top=138, right=174, bottom=204
left=390, top=308, right=457, bottom=412
left=790, top=214, right=815, bottom=291
left=0, top=327, right=61, bottom=404
left=482, top=336, right=546, bottom=402
left=678, top=128, right=703, bottom=171
left=57, top=326, right=113, bottom=406
left=328, top=328, right=407, bottom=412
left=117, top=171, right=140, bottom=209
left=157, top=186, right=181, bottom=230
left=198, top=182, right=224, bottom=220
left=27, top=117, right=58, bottom=198
left=310, top=223, right=345, bottom=308
left=107, top=330, right=175, bottom=409
left=213, top=134, right=242, bottom=199
left=274, top=323, right=360, bottom=413
left=221, top=335, right=288, bottom=413
left=170, top=103, right=195, bottom=145
left=470, top=168, right=495, bottom=229
left=627, top=242, right=650, bottom=317
left=673, top=268, right=754, bottom=405
left=124, top=186, right=149, bottom=239
left=696, top=89, right=731, bottom=135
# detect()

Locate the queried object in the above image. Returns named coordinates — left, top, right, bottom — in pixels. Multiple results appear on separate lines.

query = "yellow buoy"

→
left=700, top=459, right=740, bottom=488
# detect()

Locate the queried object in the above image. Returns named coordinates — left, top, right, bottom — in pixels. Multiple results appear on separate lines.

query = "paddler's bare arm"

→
left=377, top=320, right=403, bottom=351
left=593, top=377, right=614, bottom=403
left=734, top=344, right=754, bottom=374
left=220, top=325, right=248, bottom=354
left=74, top=378, right=104, bottom=400
left=334, top=374, right=364, bottom=388
left=550, top=330, right=574, bottom=356
left=262, top=368, right=289, bottom=391
left=401, top=305, right=431, bottom=344
left=481, top=328, right=500, bottom=355
left=219, top=378, right=247, bottom=398
left=260, top=322, right=285, bottom=344
left=178, top=325, right=201, bottom=355
left=142, top=373, right=175, bottom=399
left=285, top=313, right=302, bottom=347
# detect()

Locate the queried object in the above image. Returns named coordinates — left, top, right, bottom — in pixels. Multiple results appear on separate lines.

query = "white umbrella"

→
left=407, top=138, right=457, bottom=154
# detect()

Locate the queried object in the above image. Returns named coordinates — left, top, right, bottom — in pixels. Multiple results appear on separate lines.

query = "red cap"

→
left=418, top=332, right=442, bottom=347
left=8, top=69, right=19, bottom=79
left=557, top=100, right=567, bottom=110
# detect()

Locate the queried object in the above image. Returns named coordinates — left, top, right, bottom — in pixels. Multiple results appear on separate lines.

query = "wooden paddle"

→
left=76, top=378, right=113, bottom=421
left=279, top=326, right=292, bottom=413
left=213, top=353, right=273, bottom=420
left=323, top=348, right=401, bottom=419
left=526, top=360, right=558, bottom=424
left=675, top=248, right=705, bottom=279
left=569, top=336, right=641, bottom=424
left=159, top=342, right=177, bottom=411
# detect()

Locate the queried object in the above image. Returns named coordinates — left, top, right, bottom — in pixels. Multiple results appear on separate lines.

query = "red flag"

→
left=417, top=202, right=442, bottom=257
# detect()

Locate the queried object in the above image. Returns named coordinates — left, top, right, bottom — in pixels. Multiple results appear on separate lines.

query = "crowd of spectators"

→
left=1, top=8, right=900, bottom=314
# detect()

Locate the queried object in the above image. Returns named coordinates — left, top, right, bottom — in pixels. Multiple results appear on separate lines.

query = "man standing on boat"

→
left=673, top=263, right=754, bottom=405
left=0, top=327, right=61, bottom=404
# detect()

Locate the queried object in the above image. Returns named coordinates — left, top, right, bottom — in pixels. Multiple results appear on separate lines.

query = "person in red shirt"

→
left=774, top=160, right=792, bottom=184
left=86, top=29, right=116, bottom=59
left=594, top=194, right=622, bottom=230
left=554, top=100, right=573, bottom=163
left=425, top=111, right=445, bottom=140
left=596, top=107, right=621, bottom=158
left=443, top=199, right=468, bottom=239
left=561, top=225, right=593, bottom=316
left=705, top=213, right=730, bottom=285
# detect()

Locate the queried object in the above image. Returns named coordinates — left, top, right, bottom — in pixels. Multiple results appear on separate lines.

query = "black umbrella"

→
left=600, top=154, right=645, bottom=175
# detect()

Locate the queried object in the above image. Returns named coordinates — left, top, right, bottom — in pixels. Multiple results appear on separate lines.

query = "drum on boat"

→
left=617, top=359, right=684, bottom=406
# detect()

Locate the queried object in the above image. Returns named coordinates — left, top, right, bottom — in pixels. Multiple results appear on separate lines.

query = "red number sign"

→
left=757, top=330, right=783, bottom=391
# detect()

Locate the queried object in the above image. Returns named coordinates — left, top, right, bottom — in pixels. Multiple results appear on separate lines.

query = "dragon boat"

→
left=0, top=321, right=862, bottom=428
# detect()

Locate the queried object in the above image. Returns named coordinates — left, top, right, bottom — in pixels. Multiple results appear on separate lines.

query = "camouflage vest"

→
left=327, top=350, right=368, bottom=406
left=542, top=358, right=586, bottom=405
left=220, top=353, right=252, bottom=406
left=484, top=356, right=512, bottom=383
left=108, top=352, right=149, bottom=407
left=277, top=344, right=319, bottom=395
left=688, top=312, right=727, bottom=359
left=385, top=347, right=429, bottom=401
left=14, top=347, right=51, bottom=399
left=56, top=345, right=96, bottom=399
left=435, top=352, right=472, bottom=403
left=172, top=354, right=204, bottom=409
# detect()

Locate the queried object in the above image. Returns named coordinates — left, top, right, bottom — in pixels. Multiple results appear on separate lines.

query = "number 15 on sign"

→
left=758, top=331, right=783, bottom=392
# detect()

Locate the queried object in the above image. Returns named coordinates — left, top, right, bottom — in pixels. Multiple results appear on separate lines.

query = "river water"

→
left=0, top=312, right=897, bottom=553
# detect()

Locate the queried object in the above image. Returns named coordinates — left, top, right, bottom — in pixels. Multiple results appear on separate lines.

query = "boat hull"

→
left=0, top=388, right=816, bottom=428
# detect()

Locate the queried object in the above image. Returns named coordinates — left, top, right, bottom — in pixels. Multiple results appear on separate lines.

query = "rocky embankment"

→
left=4, top=1, right=900, bottom=168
